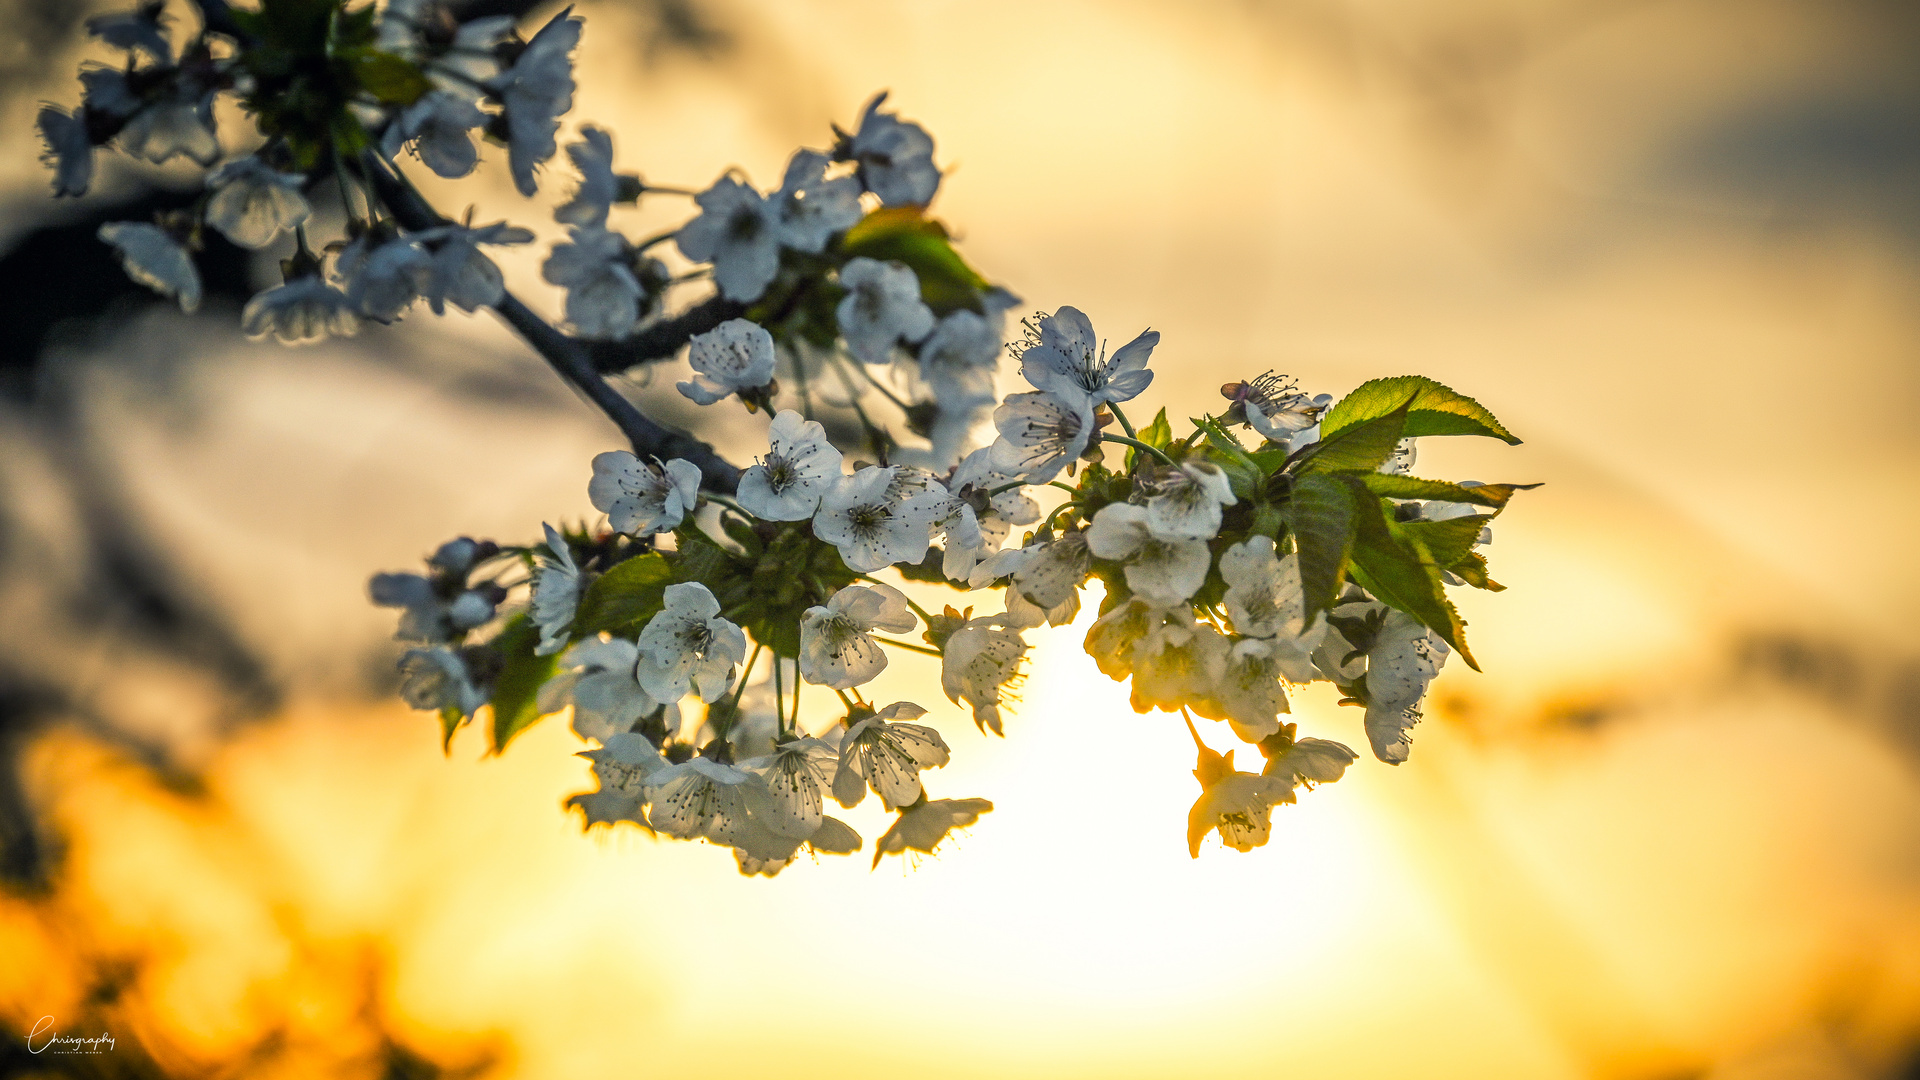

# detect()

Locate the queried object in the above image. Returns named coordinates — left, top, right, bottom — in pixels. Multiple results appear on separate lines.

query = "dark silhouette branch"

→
left=357, top=151, right=741, bottom=493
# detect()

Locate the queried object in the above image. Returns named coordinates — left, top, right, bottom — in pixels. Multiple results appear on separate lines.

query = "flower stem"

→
left=717, top=641, right=762, bottom=740
left=985, top=480, right=1026, bottom=497
left=876, top=637, right=943, bottom=658
left=1100, top=434, right=1175, bottom=467
left=1108, top=402, right=1138, bottom=440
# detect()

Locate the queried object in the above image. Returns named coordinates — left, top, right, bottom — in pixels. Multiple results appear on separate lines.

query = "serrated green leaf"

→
left=1361, top=474, right=1540, bottom=509
left=347, top=50, right=433, bottom=105
left=571, top=552, right=674, bottom=637
left=1322, top=375, right=1520, bottom=445
left=1295, top=395, right=1412, bottom=475
left=1287, top=473, right=1357, bottom=621
left=1342, top=480, right=1479, bottom=670
left=671, top=526, right=740, bottom=588
left=840, top=207, right=989, bottom=315
left=1123, top=408, right=1172, bottom=471
left=1449, top=550, right=1504, bottom=591
left=489, top=615, right=561, bottom=753
left=1398, top=515, right=1493, bottom=569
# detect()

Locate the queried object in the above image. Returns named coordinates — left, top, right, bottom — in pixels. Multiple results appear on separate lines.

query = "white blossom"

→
left=242, top=277, right=360, bottom=345
left=1217, top=537, right=1325, bottom=681
left=79, top=66, right=141, bottom=121
left=566, top=731, right=667, bottom=827
left=732, top=813, right=862, bottom=878
left=1381, top=438, right=1418, bottom=475
left=832, top=702, right=950, bottom=811
left=1018, top=306, right=1156, bottom=406
left=1130, top=616, right=1229, bottom=714
left=940, top=616, right=1027, bottom=735
left=812, top=466, right=938, bottom=573
left=588, top=452, right=701, bottom=537
left=680, top=318, right=777, bottom=406
left=675, top=176, right=782, bottom=302
left=540, top=636, right=673, bottom=743
left=943, top=447, right=1040, bottom=579
left=1264, top=735, right=1358, bottom=788
left=368, top=570, right=494, bottom=644
left=738, top=409, right=844, bottom=521
left=848, top=92, right=940, bottom=207
left=1187, top=743, right=1295, bottom=858
left=398, top=646, right=487, bottom=717
left=989, top=387, right=1096, bottom=484
left=836, top=257, right=934, bottom=364
left=1195, top=638, right=1292, bottom=743
left=645, top=756, right=759, bottom=843
left=633, top=583, right=748, bottom=703
left=529, top=524, right=584, bottom=656
left=555, top=125, right=618, bottom=227
left=204, top=158, right=313, bottom=250
left=799, top=583, right=916, bottom=690
left=382, top=90, right=486, bottom=179
left=1364, top=609, right=1449, bottom=764
left=543, top=226, right=644, bottom=339
left=773, top=149, right=862, bottom=253
left=1001, top=533, right=1088, bottom=628
left=1146, top=460, right=1238, bottom=541
left=86, top=4, right=171, bottom=62
left=118, top=86, right=218, bottom=166
left=1083, top=597, right=1166, bottom=681
left=415, top=222, right=533, bottom=313
left=487, top=7, right=581, bottom=196
left=917, top=306, right=1004, bottom=408
left=741, top=737, right=839, bottom=839
left=1084, top=503, right=1210, bottom=607
left=37, top=108, right=92, bottom=198
left=1247, top=391, right=1330, bottom=451
left=97, top=223, right=200, bottom=313
left=336, top=234, right=430, bottom=321
left=873, top=797, right=992, bottom=867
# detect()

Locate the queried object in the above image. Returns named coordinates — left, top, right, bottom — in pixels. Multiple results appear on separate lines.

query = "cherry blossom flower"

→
left=1263, top=733, right=1358, bottom=788
left=633, top=583, right=748, bottom=703
left=999, top=533, right=1089, bottom=628
left=812, top=466, right=938, bottom=572
left=97, top=223, right=200, bottom=312
left=1186, top=732, right=1295, bottom=858
left=368, top=567, right=494, bottom=644
left=539, top=636, right=673, bottom=743
left=1084, top=503, right=1210, bottom=608
left=989, top=387, right=1096, bottom=484
left=1363, top=609, right=1449, bottom=764
left=837, top=257, right=934, bottom=364
left=940, top=615, right=1027, bottom=735
left=873, top=796, right=993, bottom=867
left=1217, top=537, right=1325, bottom=681
left=416, top=222, right=534, bottom=313
left=205, top=158, right=312, bottom=250
left=799, top=583, right=917, bottom=690
left=741, top=737, right=839, bottom=839
left=832, top=702, right=950, bottom=810
left=773, top=149, right=862, bottom=253
left=1129, top=616, right=1229, bottom=714
left=555, top=126, right=618, bottom=227
left=588, top=452, right=701, bottom=537
left=85, top=3, right=171, bottom=62
left=1145, top=460, right=1238, bottom=541
left=943, top=448, right=1040, bottom=578
left=528, top=524, right=584, bottom=656
left=487, top=7, right=581, bottom=196
left=676, top=175, right=782, bottom=302
left=79, top=66, right=141, bottom=122
left=336, top=233, right=430, bottom=321
left=679, top=318, right=777, bottom=406
left=37, top=108, right=91, bottom=198
left=1018, top=306, right=1157, bottom=406
left=241, top=276, right=360, bottom=345
left=543, top=226, right=645, bottom=339
left=381, top=91, right=487, bottom=179
left=398, top=646, right=487, bottom=717
left=1194, top=638, right=1292, bottom=743
left=645, top=755, right=760, bottom=842
left=566, top=731, right=667, bottom=826
left=847, top=92, right=940, bottom=207
left=737, top=410, right=844, bottom=521
left=731, top=813, right=861, bottom=877
left=1083, top=597, right=1166, bottom=681
left=917, top=307, right=1002, bottom=409
left=118, top=84, right=218, bottom=166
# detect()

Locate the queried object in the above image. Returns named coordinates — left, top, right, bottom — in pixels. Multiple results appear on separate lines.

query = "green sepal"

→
left=571, top=551, right=675, bottom=637
left=439, top=704, right=467, bottom=755
left=489, top=614, right=561, bottom=753
left=839, top=208, right=990, bottom=315
left=1322, top=375, right=1520, bottom=445
left=1342, top=480, right=1479, bottom=670
left=1360, top=473, right=1540, bottom=509
left=1286, top=473, right=1357, bottom=621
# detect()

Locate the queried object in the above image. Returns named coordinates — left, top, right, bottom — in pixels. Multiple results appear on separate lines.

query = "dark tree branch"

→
left=357, top=151, right=741, bottom=493
left=587, top=296, right=748, bottom=373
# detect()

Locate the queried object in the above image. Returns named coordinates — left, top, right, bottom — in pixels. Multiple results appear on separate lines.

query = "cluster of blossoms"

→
left=45, top=0, right=1532, bottom=873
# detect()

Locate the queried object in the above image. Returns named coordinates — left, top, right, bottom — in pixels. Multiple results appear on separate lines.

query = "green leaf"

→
left=1123, top=407, right=1172, bottom=471
left=1287, top=473, right=1357, bottom=620
left=1360, top=474, right=1540, bottom=509
left=572, top=552, right=675, bottom=637
left=671, top=525, right=741, bottom=588
left=1342, top=480, right=1479, bottom=670
left=1294, top=395, right=1412, bottom=475
left=439, top=704, right=467, bottom=754
left=347, top=50, right=433, bottom=105
left=1449, top=550, right=1504, bottom=591
left=1398, top=515, right=1494, bottom=569
left=489, top=615, right=561, bottom=753
left=1322, top=375, right=1520, bottom=445
left=840, top=208, right=990, bottom=315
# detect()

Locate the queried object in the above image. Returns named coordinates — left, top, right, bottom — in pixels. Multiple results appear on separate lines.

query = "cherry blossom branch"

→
left=356, top=151, right=742, bottom=493
left=586, top=296, right=748, bottom=374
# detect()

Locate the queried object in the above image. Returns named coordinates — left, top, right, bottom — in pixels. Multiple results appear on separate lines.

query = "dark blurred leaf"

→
left=346, top=50, right=432, bottom=105
left=1288, top=473, right=1356, bottom=620
left=840, top=207, right=989, bottom=315
left=489, top=615, right=559, bottom=752
left=573, top=552, right=674, bottom=636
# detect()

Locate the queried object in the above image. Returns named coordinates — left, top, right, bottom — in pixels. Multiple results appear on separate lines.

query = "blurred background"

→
left=2, top=0, right=1919, bottom=1076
